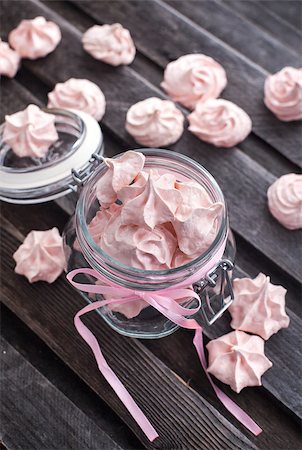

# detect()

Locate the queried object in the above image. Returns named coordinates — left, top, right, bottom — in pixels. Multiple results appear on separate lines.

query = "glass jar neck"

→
left=76, top=149, right=228, bottom=290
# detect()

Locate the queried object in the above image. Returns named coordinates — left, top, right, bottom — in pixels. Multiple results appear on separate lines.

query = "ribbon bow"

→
left=67, top=267, right=262, bottom=442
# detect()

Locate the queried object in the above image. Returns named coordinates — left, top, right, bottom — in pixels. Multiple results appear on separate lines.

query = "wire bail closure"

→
left=69, top=153, right=104, bottom=191
left=193, top=259, right=234, bottom=325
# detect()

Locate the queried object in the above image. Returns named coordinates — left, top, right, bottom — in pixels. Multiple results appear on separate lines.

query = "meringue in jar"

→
left=63, top=149, right=236, bottom=338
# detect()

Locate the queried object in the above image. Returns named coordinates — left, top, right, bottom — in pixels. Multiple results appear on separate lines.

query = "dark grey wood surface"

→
left=1, top=218, right=257, bottom=450
left=0, top=337, right=123, bottom=450
left=1, top=1, right=301, bottom=449
left=2, top=65, right=302, bottom=421
left=2, top=0, right=301, bottom=284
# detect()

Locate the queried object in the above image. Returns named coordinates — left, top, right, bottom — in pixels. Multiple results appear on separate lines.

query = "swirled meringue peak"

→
left=121, top=170, right=182, bottom=229
left=90, top=150, right=223, bottom=280
left=82, top=23, right=136, bottom=66
left=125, top=97, right=184, bottom=147
left=229, top=273, right=290, bottom=340
left=264, top=67, right=302, bottom=121
left=99, top=206, right=177, bottom=270
left=3, top=104, right=58, bottom=158
left=161, top=54, right=227, bottom=110
left=207, top=330, right=272, bottom=393
left=9, top=16, right=61, bottom=59
left=0, top=39, right=20, bottom=78
left=47, top=78, right=106, bottom=121
left=96, top=151, right=145, bottom=207
left=267, top=173, right=302, bottom=230
left=173, top=201, right=223, bottom=257
left=13, top=228, right=65, bottom=283
left=188, top=99, right=252, bottom=148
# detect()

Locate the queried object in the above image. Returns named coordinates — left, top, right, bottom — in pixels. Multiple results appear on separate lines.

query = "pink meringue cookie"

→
left=47, top=78, right=106, bottom=122
left=0, top=39, right=20, bottom=78
left=264, top=67, right=302, bottom=121
left=9, top=16, right=61, bottom=59
left=229, top=273, right=290, bottom=340
left=117, top=171, right=149, bottom=204
left=82, top=23, right=135, bottom=66
left=108, top=291, right=147, bottom=319
left=175, top=179, right=213, bottom=221
left=121, top=170, right=182, bottom=229
left=173, top=202, right=223, bottom=257
left=125, top=97, right=184, bottom=147
left=161, top=54, right=227, bottom=110
left=207, top=330, right=272, bottom=393
left=100, top=210, right=177, bottom=270
left=171, top=249, right=193, bottom=268
left=88, top=204, right=121, bottom=244
left=13, top=228, right=65, bottom=283
left=188, top=99, right=252, bottom=148
left=96, top=151, right=145, bottom=207
left=3, top=104, right=58, bottom=158
left=267, top=173, right=302, bottom=230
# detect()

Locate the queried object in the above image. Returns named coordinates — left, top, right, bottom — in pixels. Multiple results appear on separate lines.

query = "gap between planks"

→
left=0, top=337, right=124, bottom=450
left=1, top=222, right=256, bottom=450
left=1, top=4, right=301, bottom=282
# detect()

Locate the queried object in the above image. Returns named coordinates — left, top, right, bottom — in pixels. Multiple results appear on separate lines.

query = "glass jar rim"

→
left=0, top=108, right=104, bottom=204
left=76, top=148, right=228, bottom=284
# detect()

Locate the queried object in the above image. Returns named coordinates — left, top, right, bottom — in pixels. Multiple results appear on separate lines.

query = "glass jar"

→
left=63, top=149, right=236, bottom=339
left=0, top=108, right=104, bottom=205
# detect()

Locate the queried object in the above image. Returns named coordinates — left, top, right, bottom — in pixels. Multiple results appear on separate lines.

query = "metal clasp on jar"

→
left=69, top=153, right=104, bottom=191
left=193, top=259, right=234, bottom=325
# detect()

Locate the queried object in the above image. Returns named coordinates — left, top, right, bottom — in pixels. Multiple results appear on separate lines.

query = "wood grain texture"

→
left=1, top=2, right=301, bottom=283
left=165, top=0, right=301, bottom=70
left=3, top=203, right=300, bottom=450
left=204, top=266, right=302, bottom=421
left=0, top=338, right=124, bottom=450
left=34, top=1, right=302, bottom=179
left=3, top=199, right=302, bottom=430
left=1, top=2, right=301, bottom=447
left=71, top=0, right=302, bottom=166
left=0, top=222, right=256, bottom=450
left=265, top=0, right=302, bottom=30
left=220, top=0, right=302, bottom=50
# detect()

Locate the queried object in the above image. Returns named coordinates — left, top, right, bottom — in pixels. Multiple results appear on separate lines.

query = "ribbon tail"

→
left=193, top=328, right=262, bottom=436
left=74, top=302, right=159, bottom=442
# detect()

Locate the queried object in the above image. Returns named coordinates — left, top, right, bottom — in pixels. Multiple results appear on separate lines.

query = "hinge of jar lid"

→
left=69, top=153, right=104, bottom=191
left=193, top=259, right=234, bottom=325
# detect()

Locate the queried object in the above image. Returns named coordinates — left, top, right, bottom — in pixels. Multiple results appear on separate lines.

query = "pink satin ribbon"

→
left=67, top=263, right=262, bottom=442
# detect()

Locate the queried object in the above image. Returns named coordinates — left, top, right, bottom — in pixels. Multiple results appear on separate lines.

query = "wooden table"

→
left=1, top=1, right=301, bottom=449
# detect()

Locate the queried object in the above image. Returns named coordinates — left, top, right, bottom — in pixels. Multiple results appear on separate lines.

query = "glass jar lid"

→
left=0, top=108, right=104, bottom=204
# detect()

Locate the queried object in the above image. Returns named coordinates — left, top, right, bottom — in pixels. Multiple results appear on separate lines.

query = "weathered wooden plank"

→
left=71, top=0, right=302, bottom=167
left=41, top=0, right=300, bottom=181
left=2, top=196, right=301, bottom=441
left=203, top=266, right=302, bottom=420
left=1, top=305, right=141, bottom=450
left=1, top=20, right=301, bottom=284
left=4, top=195, right=301, bottom=438
left=2, top=74, right=301, bottom=311
left=0, top=337, right=124, bottom=450
left=0, top=221, right=256, bottom=450
left=265, top=0, right=302, bottom=30
left=164, top=0, right=301, bottom=71
left=4, top=204, right=299, bottom=449
left=220, top=0, right=302, bottom=50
